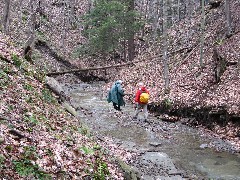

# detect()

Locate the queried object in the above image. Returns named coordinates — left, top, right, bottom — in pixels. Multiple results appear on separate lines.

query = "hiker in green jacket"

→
left=107, top=80, right=125, bottom=111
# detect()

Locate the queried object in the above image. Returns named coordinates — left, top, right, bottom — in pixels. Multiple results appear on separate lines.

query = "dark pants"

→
left=113, top=102, right=121, bottom=111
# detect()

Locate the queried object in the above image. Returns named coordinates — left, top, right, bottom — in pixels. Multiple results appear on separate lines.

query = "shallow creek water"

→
left=63, top=82, right=240, bottom=179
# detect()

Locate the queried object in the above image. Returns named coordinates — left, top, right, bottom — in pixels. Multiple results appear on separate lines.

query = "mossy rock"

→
left=117, top=158, right=141, bottom=180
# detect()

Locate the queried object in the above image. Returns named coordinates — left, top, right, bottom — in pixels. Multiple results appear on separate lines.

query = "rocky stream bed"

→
left=51, top=76, right=240, bottom=180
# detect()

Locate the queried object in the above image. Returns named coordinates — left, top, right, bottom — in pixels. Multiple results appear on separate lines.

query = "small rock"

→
left=168, top=169, right=183, bottom=176
left=0, top=137, right=5, bottom=143
left=200, top=143, right=208, bottom=149
left=149, top=142, right=162, bottom=147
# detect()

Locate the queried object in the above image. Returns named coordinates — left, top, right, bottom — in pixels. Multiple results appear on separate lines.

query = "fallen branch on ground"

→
left=46, top=46, right=191, bottom=76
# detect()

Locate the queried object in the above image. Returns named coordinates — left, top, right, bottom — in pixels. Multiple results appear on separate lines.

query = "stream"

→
left=61, top=81, right=240, bottom=180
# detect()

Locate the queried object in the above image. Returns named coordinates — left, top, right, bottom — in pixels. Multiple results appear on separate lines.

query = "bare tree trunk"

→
left=144, top=0, right=149, bottom=22
left=127, top=0, right=135, bottom=61
left=177, top=0, right=180, bottom=21
left=2, top=0, right=11, bottom=34
left=69, top=0, right=76, bottom=27
left=183, top=0, right=194, bottom=47
left=139, top=0, right=147, bottom=38
left=162, top=0, right=170, bottom=92
left=17, top=0, right=24, bottom=27
left=156, top=3, right=162, bottom=36
left=171, top=0, right=175, bottom=24
left=153, top=0, right=159, bottom=39
left=88, top=0, right=94, bottom=13
left=24, top=0, right=37, bottom=63
left=199, top=0, right=205, bottom=69
left=169, top=0, right=173, bottom=26
left=61, top=0, right=70, bottom=56
left=213, top=47, right=227, bottom=83
left=25, top=0, right=36, bottom=48
left=225, top=0, right=232, bottom=37
left=238, top=54, right=240, bottom=76
left=123, top=41, right=126, bottom=61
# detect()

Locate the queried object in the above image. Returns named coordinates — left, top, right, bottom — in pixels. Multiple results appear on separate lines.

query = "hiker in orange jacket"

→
left=133, top=82, right=149, bottom=121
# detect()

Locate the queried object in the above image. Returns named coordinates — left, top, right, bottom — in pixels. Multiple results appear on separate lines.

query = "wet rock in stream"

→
left=149, top=141, right=162, bottom=147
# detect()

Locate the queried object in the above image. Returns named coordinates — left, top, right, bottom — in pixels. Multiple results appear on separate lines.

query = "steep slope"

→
left=104, top=0, right=240, bottom=146
left=116, top=0, right=240, bottom=116
left=0, top=33, right=125, bottom=179
left=1, top=0, right=239, bottom=154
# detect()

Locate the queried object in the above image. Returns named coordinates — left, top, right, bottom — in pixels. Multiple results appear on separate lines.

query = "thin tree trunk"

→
left=238, top=55, right=240, bottom=76
left=153, top=0, right=159, bottom=39
left=123, top=38, right=127, bottom=61
left=156, top=5, right=162, bottom=36
left=2, top=0, right=11, bottom=34
left=144, top=0, right=149, bottom=22
left=162, top=0, right=170, bottom=92
left=139, top=0, right=147, bottom=38
left=61, top=0, right=69, bottom=56
left=88, top=0, right=93, bottom=13
left=127, top=0, right=135, bottom=61
left=141, top=0, right=149, bottom=44
left=18, top=0, right=24, bottom=27
left=69, top=0, right=76, bottom=27
left=199, top=0, right=205, bottom=69
left=177, top=0, right=180, bottom=21
left=169, top=0, right=173, bottom=26
left=25, top=0, right=36, bottom=48
left=225, top=0, right=232, bottom=37
left=171, top=0, right=175, bottom=24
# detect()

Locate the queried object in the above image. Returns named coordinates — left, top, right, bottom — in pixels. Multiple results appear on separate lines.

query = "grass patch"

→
left=0, top=70, right=10, bottom=88
left=13, top=159, right=51, bottom=179
left=13, top=146, right=51, bottom=179
left=41, top=88, right=56, bottom=103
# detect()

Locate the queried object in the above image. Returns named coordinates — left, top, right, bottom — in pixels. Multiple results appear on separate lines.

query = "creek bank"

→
left=57, top=78, right=240, bottom=179
left=35, top=40, right=239, bottom=178
left=35, top=40, right=239, bottom=151
left=60, top=81, right=191, bottom=179
left=149, top=104, right=240, bottom=153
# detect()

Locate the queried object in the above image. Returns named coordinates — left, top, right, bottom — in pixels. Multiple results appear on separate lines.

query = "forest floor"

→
left=0, top=0, right=240, bottom=178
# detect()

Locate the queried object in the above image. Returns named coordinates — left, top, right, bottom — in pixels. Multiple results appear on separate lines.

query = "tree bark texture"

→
left=24, top=0, right=36, bottom=57
left=2, top=0, right=11, bottom=34
left=127, top=0, right=135, bottom=61
left=199, top=0, right=205, bottom=69
left=213, top=47, right=227, bottom=83
left=225, top=0, right=232, bottom=37
left=162, top=0, right=170, bottom=92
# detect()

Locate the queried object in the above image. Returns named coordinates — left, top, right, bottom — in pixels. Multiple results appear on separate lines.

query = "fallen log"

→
left=45, top=76, right=76, bottom=116
left=46, top=46, right=191, bottom=76
left=45, top=76, right=68, bottom=101
left=62, top=102, right=77, bottom=116
left=46, top=62, right=135, bottom=76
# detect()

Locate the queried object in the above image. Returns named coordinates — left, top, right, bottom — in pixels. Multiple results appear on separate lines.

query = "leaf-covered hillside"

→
left=0, top=33, right=126, bottom=179
left=114, top=1, right=240, bottom=116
